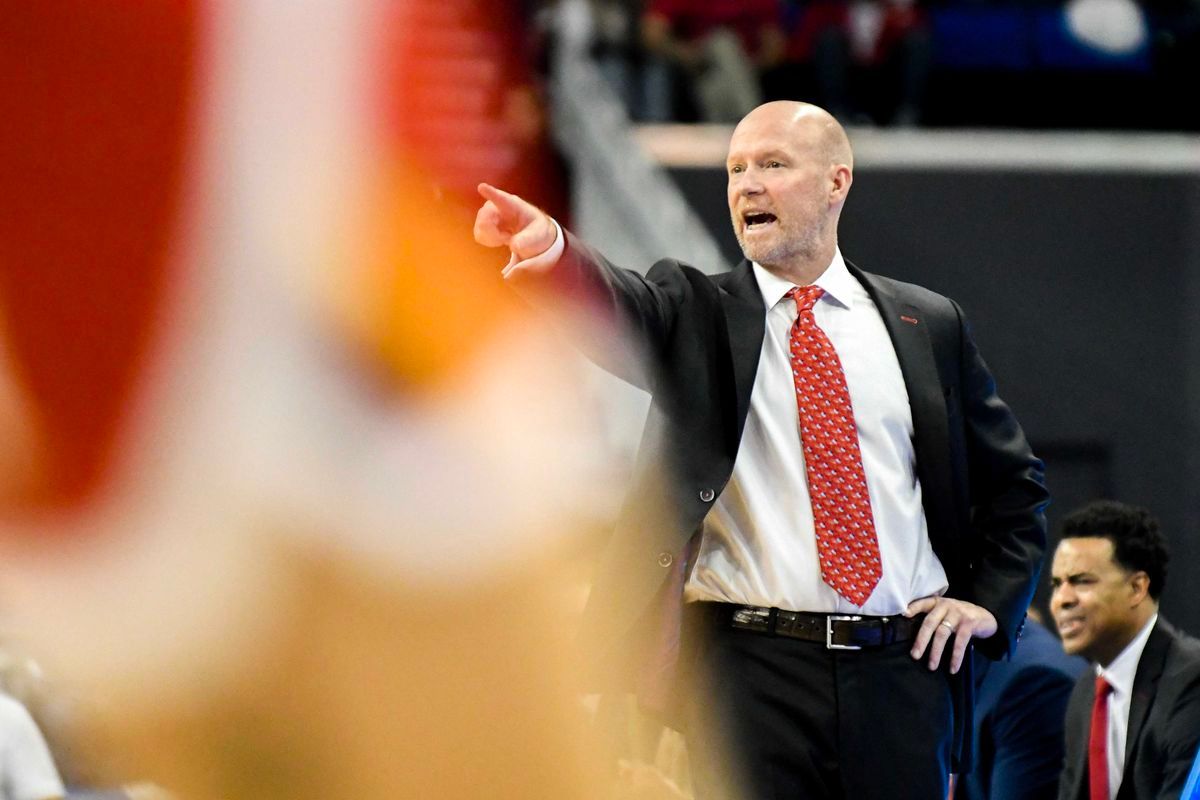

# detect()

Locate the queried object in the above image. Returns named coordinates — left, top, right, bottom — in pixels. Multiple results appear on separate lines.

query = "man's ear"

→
left=1129, top=570, right=1151, bottom=606
left=830, top=164, right=852, bottom=203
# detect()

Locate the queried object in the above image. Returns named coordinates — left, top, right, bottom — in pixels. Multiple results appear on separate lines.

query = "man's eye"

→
left=767, top=161, right=783, bottom=168
left=729, top=165, right=743, bottom=174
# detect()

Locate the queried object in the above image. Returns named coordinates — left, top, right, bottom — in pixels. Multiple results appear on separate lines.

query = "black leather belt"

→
left=720, top=604, right=921, bottom=650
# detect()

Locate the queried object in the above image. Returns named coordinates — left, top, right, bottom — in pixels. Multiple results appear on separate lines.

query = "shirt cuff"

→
left=501, top=219, right=564, bottom=279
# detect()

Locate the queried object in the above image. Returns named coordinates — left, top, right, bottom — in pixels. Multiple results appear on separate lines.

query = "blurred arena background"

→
left=0, top=0, right=1197, bottom=797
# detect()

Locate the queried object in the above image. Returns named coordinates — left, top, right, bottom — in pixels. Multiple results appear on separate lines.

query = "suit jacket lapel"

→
left=848, top=264, right=958, bottom=563
left=718, top=260, right=958, bottom=560
left=719, top=259, right=766, bottom=453
left=1066, top=679, right=1092, bottom=800
left=1124, top=619, right=1172, bottom=769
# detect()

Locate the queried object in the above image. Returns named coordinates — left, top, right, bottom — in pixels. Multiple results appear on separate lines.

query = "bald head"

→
left=725, top=101, right=854, bottom=284
left=733, top=101, right=853, bottom=171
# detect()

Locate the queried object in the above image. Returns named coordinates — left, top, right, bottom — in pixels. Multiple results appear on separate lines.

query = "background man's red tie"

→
left=787, top=286, right=881, bottom=606
left=1089, top=676, right=1114, bottom=800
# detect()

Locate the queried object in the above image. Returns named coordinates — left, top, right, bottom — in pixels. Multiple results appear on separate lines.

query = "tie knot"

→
left=1095, top=676, right=1113, bottom=698
left=787, top=285, right=825, bottom=313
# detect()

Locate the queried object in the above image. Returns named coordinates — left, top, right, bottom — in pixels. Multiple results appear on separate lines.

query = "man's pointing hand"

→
left=474, top=183, right=558, bottom=269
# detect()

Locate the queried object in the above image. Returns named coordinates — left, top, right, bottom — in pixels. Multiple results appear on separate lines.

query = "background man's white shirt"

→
left=1096, top=613, right=1158, bottom=799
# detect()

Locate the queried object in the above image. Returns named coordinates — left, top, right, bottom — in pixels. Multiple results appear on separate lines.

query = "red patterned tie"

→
left=787, top=286, right=882, bottom=605
left=1089, top=676, right=1113, bottom=800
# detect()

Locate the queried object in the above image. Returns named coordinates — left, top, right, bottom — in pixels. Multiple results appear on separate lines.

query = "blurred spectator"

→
left=639, top=0, right=786, bottom=121
left=860, top=0, right=932, bottom=125
left=538, top=0, right=1198, bottom=129
left=768, top=0, right=853, bottom=118
left=768, top=0, right=930, bottom=125
left=539, top=0, right=649, bottom=117
left=957, top=611, right=1086, bottom=800
left=588, top=0, right=644, bottom=116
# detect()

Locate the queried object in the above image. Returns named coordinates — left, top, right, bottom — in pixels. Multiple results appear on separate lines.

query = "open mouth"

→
left=1058, top=618, right=1084, bottom=637
left=743, top=211, right=777, bottom=230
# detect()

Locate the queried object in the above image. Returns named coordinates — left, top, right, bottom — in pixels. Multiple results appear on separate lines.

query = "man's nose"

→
left=737, top=173, right=763, bottom=195
left=1052, top=586, right=1076, bottom=609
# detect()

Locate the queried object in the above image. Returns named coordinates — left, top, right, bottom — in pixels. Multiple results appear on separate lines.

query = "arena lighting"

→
left=1064, top=0, right=1148, bottom=55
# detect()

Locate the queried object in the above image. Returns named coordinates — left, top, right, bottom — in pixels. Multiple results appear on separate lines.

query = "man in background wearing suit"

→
left=1051, top=500, right=1200, bottom=800
left=474, top=100, right=1047, bottom=799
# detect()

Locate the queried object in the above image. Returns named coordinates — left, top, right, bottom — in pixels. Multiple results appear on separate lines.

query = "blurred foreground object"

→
left=0, top=672, right=65, bottom=800
left=0, top=1, right=624, bottom=797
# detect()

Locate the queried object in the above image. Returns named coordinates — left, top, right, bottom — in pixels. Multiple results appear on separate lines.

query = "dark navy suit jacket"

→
left=959, top=618, right=1086, bottom=800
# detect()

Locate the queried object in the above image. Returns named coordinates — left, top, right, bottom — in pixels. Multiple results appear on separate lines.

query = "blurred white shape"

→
left=849, top=1, right=885, bottom=64
left=553, top=0, right=595, bottom=57
left=1065, top=0, right=1148, bottom=55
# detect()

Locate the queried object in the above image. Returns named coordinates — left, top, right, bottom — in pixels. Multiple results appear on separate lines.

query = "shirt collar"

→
left=752, top=248, right=854, bottom=311
left=1097, top=613, right=1158, bottom=696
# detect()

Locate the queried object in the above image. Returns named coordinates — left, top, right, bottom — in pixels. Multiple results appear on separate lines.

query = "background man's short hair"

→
left=1060, top=500, right=1169, bottom=599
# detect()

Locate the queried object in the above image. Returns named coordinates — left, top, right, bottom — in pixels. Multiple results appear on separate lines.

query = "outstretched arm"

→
left=473, top=184, right=689, bottom=390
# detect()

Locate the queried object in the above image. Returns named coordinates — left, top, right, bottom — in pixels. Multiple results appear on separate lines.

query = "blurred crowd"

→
left=528, top=0, right=1200, bottom=128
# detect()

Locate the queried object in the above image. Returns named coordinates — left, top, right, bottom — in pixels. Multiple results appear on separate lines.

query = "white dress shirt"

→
left=505, top=232, right=948, bottom=615
left=1096, top=613, right=1158, bottom=800
left=684, top=249, right=948, bottom=614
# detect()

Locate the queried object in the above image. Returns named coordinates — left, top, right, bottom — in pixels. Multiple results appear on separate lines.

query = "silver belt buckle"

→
left=826, top=614, right=863, bottom=650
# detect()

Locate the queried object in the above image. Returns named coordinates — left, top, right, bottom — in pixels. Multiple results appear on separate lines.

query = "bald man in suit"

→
left=475, top=101, right=1047, bottom=799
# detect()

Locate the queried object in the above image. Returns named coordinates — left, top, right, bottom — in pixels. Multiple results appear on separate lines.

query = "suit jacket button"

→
left=699, top=488, right=715, bottom=502
left=657, top=552, right=673, bottom=568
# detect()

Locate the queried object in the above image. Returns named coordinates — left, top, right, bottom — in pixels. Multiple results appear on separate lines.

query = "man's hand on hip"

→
left=474, top=183, right=558, bottom=275
left=904, top=596, right=998, bottom=674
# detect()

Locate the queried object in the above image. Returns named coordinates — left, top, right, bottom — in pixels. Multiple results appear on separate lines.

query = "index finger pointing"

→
left=477, top=182, right=517, bottom=209
left=476, top=183, right=538, bottom=228
left=477, top=181, right=501, bottom=200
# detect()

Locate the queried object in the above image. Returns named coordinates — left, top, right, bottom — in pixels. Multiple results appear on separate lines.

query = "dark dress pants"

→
left=683, top=606, right=954, bottom=800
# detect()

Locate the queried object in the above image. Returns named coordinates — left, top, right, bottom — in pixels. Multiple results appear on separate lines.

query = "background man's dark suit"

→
left=1059, top=618, right=1200, bottom=800
left=960, top=617, right=1086, bottom=800
left=519, top=229, right=1049, bottom=766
